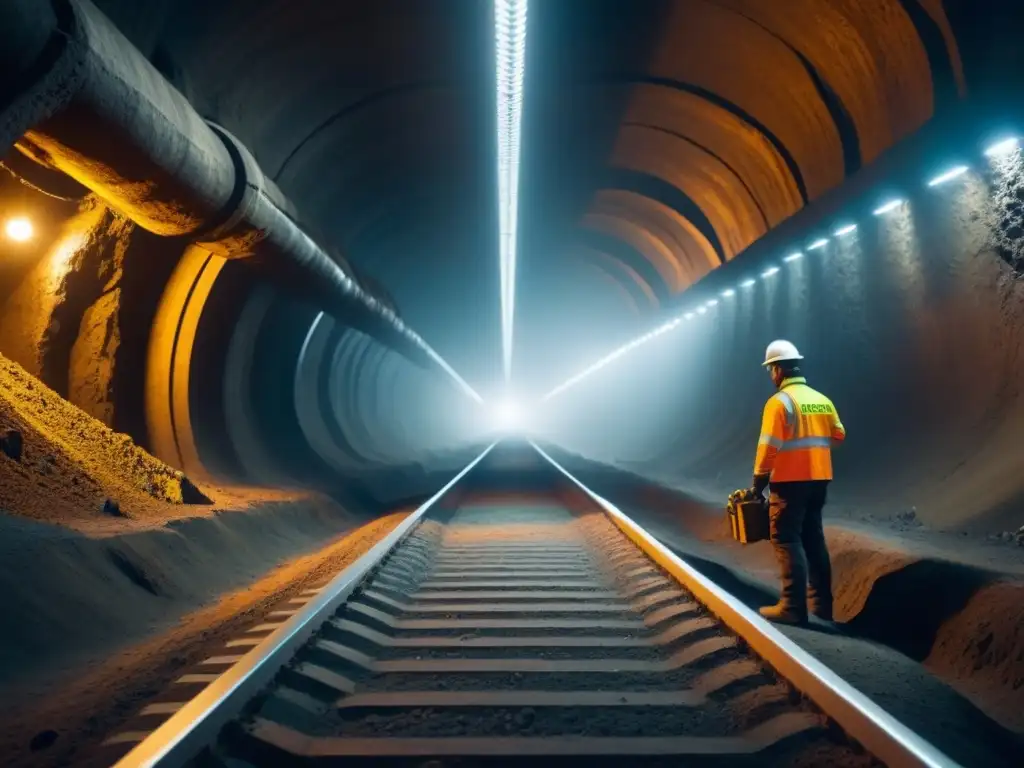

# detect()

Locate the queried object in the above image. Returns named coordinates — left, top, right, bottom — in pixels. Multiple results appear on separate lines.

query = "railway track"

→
left=113, top=442, right=960, bottom=767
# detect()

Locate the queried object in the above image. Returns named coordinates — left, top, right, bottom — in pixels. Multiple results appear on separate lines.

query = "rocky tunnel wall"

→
left=540, top=125, right=1024, bottom=535
left=513, top=0, right=974, bottom=385
left=0, top=0, right=487, bottom=498
left=0, top=173, right=483, bottom=497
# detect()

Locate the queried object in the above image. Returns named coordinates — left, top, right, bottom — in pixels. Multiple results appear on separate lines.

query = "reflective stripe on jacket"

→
left=753, top=377, right=845, bottom=482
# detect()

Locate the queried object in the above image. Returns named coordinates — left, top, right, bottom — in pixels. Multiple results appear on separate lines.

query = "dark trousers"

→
left=768, top=480, right=832, bottom=617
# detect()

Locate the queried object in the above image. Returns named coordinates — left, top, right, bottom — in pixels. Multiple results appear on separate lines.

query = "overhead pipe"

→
left=0, top=0, right=470, bottom=386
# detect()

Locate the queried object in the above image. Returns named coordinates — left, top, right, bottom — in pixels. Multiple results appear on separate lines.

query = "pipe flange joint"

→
left=197, top=121, right=266, bottom=258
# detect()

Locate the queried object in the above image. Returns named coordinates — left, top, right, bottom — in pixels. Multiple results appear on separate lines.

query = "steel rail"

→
left=533, top=442, right=962, bottom=768
left=113, top=443, right=495, bottom=768
left=112, top=440, right=960, bottom=767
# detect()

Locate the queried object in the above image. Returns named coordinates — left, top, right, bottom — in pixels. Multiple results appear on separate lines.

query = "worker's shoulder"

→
left=789, top=384, right=839, bottom=413
left=764, top=390, right=794, bottom=410
left=791, top=382, right=831, bottom=399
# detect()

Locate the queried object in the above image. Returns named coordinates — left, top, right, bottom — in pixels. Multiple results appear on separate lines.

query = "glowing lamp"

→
left=5, top=217, right=33, bottom=242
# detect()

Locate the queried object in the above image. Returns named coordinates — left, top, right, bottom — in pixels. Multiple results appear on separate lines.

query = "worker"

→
left=750, top=340, right=845, bottom=625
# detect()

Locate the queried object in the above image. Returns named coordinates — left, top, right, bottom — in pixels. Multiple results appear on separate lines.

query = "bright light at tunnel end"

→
left=490, top=397, right=530, bottom=434
left=495, top=0, right=528, bottom=382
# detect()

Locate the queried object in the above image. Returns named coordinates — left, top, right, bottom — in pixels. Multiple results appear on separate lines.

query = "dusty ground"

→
left=576, top=472, right=1024, bottom=757
left=0, top=509, right=410, bottom=768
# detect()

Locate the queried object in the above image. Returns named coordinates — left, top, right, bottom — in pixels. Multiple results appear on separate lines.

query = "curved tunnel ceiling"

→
left=91, top=0, right=970, bottom=393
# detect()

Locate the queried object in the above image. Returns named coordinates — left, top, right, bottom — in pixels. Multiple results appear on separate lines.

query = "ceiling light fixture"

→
left=984, top=137, right=1018, bottom=157
left=538, top=125, right=1024, bottom=404
left=927, top=165, right=968, bottom=186
left=495, top=0, right=528, bottom=382
left=4, top=217, right=33, bottom=242
left=541, top=317, right=678, bottom=400
left=873, top=199, right=904, bottom=215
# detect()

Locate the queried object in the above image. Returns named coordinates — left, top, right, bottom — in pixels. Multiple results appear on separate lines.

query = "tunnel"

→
left=1, top=1, right=1024, bottom=766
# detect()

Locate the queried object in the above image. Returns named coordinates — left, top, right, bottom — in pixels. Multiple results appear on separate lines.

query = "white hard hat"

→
left=762, top=339, right=803, bottom=367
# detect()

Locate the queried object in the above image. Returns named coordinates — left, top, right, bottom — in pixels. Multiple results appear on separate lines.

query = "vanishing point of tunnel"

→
left=1, top=1, right=1023, bottom=767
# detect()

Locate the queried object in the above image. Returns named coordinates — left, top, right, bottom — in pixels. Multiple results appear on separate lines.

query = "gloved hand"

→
left=751, top=474, right=770, bottom=498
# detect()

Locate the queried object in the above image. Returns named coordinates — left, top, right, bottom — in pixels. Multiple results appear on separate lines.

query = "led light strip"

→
left=541, top=135, right=1018, bottom=402
left=496, top=0, right=528, bottom=382
left=301, top=312, right=483, bottom=405
left=426, top=347, right=485, bottom=403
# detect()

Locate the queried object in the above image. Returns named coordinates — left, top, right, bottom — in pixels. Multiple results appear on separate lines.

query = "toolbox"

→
left=726, top=495, right=770, bottom=544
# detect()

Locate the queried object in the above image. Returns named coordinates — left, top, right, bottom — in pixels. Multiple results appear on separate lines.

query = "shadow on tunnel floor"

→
left=662, top=538, right=1024, bottom=765
left=657, top=541, right=846, bottom=638
left=554, top=454, right=1024, bottom=759
left=660, top=534, right=1002, bottom=655
left=552, top=449, right=1008, bottom=653
left=840, top=557, right=998, bottom=660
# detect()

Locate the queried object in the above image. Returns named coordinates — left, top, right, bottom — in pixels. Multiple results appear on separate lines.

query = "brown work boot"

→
left=759, top=602, right=807, bottom=625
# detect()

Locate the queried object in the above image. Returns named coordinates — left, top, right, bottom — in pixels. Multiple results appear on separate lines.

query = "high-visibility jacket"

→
left=754, top=377, right=845, bottom=482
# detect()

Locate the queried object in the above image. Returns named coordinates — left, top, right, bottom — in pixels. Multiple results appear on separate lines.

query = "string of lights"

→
left=495, top=0, right=528, bottom=383
left=541, top=135, right=1020, bottom=402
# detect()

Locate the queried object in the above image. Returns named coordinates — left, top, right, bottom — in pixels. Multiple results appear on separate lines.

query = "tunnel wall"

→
left=0, top=161, right=483, bottom=497
left=542, top=147, right=1024, bottom=534
left=0, top=191, right=181, bottom=441
left=0, top=0, right=487, bottom=494
left=183, top=261, right=484, bottom=492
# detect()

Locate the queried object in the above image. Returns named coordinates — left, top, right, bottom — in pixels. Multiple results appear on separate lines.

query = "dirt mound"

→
left=0, top=500, right=391, bottom=693
left=0, top=506, right=407, bottom=767
left=0, top=352, right=213, bottom=527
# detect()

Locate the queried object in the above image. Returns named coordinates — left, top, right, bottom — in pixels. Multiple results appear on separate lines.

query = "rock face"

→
left=0, top=193, right=180, bottom=449
left=0, top=200, right=129, bottom=418
left=0, top=351, right=212, bottom=525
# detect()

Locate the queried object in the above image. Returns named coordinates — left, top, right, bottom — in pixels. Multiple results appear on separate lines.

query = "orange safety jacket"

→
left=753, top=377, right=845, bottom=482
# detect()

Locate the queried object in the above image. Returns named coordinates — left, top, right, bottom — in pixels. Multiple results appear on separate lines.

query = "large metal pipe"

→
left=0, top=0, right=455, bottom=375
